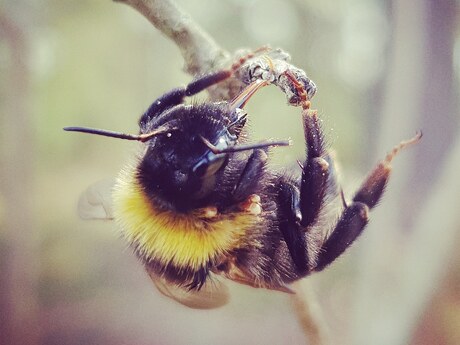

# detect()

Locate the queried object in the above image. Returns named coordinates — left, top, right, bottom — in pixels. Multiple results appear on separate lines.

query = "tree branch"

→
left=114, top=0, right=228, bottom=76
left=291, top=281, right=330, bottom=345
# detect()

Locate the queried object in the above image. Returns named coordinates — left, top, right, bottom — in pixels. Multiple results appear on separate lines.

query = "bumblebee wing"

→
left=78, top=178, right=115, bottom=220
left=148, top=271, right=230, bottom=309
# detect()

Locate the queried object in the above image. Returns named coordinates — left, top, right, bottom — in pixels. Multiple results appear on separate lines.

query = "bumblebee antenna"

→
left=63, top=126, right=174, bottom=142
left=200, top=135, right=291, bottom=154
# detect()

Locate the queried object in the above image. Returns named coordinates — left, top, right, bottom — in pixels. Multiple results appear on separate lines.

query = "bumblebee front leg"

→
left=314, top=133, right=422, bottom=271
left=232, top=149, right=268, bottom=215
left=140, top=47, right=271, bottom=128
left=139, top=71, right=231, bottom=127
left=278, top=181, right=309, bottom=274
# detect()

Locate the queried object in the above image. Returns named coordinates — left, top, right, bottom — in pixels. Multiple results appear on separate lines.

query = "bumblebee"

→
left=65, top=49, right=421, bottom=308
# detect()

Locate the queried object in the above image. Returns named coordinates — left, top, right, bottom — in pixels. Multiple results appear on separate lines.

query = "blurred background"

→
left=1, top=0, right=459, bottom=344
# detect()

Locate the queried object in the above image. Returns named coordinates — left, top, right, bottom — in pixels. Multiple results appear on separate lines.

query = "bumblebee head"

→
left=64, top=82, right=289, bottom=211
left=136, top=102, right=249, bottom=206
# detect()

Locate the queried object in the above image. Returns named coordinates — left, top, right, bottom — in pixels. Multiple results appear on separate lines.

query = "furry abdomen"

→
left=112, top=165, right=260, bottom=288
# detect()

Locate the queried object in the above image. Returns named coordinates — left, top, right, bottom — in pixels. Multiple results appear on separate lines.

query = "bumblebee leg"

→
left=216, top=257, right=295, bottom=294
left=314, top=202, right=369, bottom=271
left=140, top=71, right=231, bottom=127
left=238, top=194, right=262, bottom=216
left=353, top=132, right=422, bottom=208
left=314, top=132, right=422, bottom=271
left=184, top=46, right=271, bottom=98
left=140, top=48, right=272, bottom=127
left=193, top=206, right=218, bottom=219
left=232, top=149, right=268, bottom=202
left=299, top=108, right=331, bottom=228
left=281, top=70, right=332, bottom=227
left=313, top=157, right=386, bottom=271
left=278, top=181, right=309, bottom=274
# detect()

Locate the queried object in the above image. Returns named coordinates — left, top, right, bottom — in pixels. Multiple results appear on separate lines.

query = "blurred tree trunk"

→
left=352, top=0, right=458, bottom=344
left=0, top=14, right=40, bottom=345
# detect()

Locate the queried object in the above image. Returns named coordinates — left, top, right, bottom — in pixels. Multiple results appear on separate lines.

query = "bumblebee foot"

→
left=195, top=206, right=218, bottom=219
left=384, top=131, right=423, bottom=164
left=239, top=194, right=262, bottom=215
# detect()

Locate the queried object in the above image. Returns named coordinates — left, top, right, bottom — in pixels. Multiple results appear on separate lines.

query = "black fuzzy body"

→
left=136, top=103, right=341, bottom=290
left=124, top=68, right=403, bottom=293
left=66, top=49, right=417, bottom=301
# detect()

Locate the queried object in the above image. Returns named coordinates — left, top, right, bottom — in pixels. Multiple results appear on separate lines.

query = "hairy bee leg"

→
left=299, top=109, right=330, bottom=228
left=278, top=181, right=309, bottom=274
left=281, top=70, right=331, bottom=228
left=139, top=71, right=231, bottom=127
left=140, top=48, right=273, bottom=128
left=194, top=206, right=218, bottom=219
left=352, top=132, right=422, bottom=208
left=238, top=194, right=262, bottom=216
left=314, top=133, right=422, bottom=271
left=185, top=46, right=271, bottom=97
left=232, top=149, right=268, bottom=202
left=217, top=258, right=295, bottom=293
left=232, top=149, right=268, bottom=215
left=314, top=202, right=369, bottom=271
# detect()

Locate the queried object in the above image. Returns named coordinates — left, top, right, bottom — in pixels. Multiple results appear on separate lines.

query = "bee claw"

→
left=239, top=194, right=262, bottom=216
left=196, top=206, right=218, bottom=219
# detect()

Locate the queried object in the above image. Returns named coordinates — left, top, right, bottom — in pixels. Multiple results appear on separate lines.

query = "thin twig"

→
left=114, top=0, right=228, bottom=76
left=291, top=281, right=330, bottom=345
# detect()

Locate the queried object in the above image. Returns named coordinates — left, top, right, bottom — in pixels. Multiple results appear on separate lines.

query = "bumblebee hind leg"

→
left=314, top=132, right=422, bottom=271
